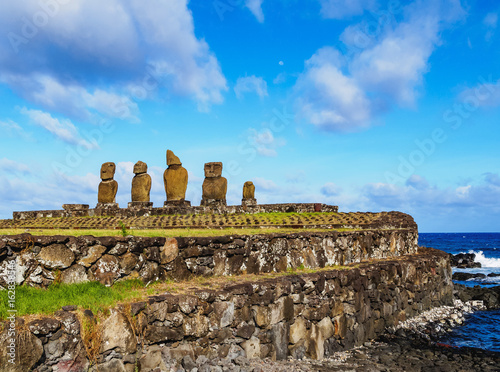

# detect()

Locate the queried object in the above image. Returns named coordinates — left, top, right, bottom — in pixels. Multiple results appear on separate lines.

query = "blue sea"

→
left=419, top=233, right=500, bottom=352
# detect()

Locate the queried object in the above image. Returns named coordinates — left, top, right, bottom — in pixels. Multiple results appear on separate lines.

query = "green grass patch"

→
left=0, top=279, right=145, bottom=320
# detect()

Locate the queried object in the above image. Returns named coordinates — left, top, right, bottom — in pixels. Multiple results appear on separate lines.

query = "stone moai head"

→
left=204, top=162, right=223, bottom=178
left=167, top=150, right=182, bottom=166
left=100, top=162, right=116, bottom=181
left=134, top=161, right=147, bottom=175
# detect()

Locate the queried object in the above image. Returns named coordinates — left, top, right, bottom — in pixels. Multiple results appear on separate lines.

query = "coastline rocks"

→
left=452, top=272, right=486, bottom=281
left=450, top=253, right=481, bottom=268
left=454, top=283, right=500, bottom=309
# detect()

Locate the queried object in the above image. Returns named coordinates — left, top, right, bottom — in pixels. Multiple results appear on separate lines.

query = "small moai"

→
left=242, top=181, right=257, bottom=207
left=97, top=162, right=118, bottom=205
left=201, top=162, right=227, bottom=207
left=163, top=150, right=190, bottom=207
left=129, top=161, right=152, bottom=208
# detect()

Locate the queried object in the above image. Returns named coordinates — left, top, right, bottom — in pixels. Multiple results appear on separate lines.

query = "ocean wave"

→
left=468, top=250, right=500, bottom=268
left=465, top=276, right=500, bottom=284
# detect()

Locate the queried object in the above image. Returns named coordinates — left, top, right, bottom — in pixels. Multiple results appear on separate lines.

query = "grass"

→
left=0, top=227, right=346, bottom=237
left=0, top=211, right=389, bottom=232
left=0, top=263, right=357, bottom=320
left=0, top=279, right=146, bottom=320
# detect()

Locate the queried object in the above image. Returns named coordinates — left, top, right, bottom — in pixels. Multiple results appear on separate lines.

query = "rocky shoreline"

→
left=116, top=291, right=500, bottom=372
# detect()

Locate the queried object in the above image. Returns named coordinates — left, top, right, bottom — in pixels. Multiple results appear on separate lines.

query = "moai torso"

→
left=164, top=150, right=188, bottom=201
left=98, top=162, right=118, bottom=203
left=131, top=161, right=151, bottom=202
left=242, top=181, right=255, bottom=199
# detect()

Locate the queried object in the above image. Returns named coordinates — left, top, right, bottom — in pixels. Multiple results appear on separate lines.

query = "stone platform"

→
left=0, top=211, right=416, bottom=231
left=11, top=203, right=339, bottom=221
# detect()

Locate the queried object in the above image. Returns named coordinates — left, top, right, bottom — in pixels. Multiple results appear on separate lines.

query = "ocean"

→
left=419, top=233, right=500, bottom=352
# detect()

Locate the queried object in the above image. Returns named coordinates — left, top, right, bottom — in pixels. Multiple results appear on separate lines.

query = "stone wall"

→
left=0, top=248, right=453, bottom=372
left=0, top=229, right=417, bottom=289
left=12, top=203, right=338, bottom=220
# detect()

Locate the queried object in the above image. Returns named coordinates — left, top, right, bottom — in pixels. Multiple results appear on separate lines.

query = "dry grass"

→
left=79, top=310, right=103, bottom=366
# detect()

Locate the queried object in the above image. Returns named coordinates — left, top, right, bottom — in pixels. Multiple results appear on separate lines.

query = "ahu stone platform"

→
left=0, top=211, right=415, bottom=231
left=11, top=203, right=339, bottom=221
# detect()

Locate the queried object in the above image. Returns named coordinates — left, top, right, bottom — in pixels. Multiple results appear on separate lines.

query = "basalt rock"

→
left=450, top=253, right=481, bottom=268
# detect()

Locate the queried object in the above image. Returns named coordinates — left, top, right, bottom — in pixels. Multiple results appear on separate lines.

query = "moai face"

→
left=204, top=162, right=223, bottom=178
left=134, top=161, right=147, bottom=175
left=100, top=162, right=116, bottom=180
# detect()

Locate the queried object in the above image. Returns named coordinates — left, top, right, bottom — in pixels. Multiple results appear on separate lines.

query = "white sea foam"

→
left=468, top=250, right=500, bottom=268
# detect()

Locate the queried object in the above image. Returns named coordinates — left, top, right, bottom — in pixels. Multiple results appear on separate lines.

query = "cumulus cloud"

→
left=294, top=0, right=465, bottom=132
left=234, top=76, right=268, bottom=99
left=245, top=0, right=265, bottom=22
left=247, top=128, right=286, bottom=157
left=294, top=47, right=372, bottom=131
left=0, top=0, right=227, bottom=119
left=20, top=107, right=98, bottom=149
left=362, top=174, right=500, bottom=212
left=0, top=119, right=32, bottom=140
left=319, top=0, right=376, bottom=19
left=459, top=76, right=500, bottom=108
left=0, top=158, right=31, bottom=175
left=321, top=182, right=341, bottom=196
left=252, top=177, right=278, bottom=191
left=484, top=12, right=498, bottom=40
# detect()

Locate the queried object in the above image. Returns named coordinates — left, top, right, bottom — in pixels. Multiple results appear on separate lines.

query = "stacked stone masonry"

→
left=0, top=229, right=417, bottom=289
left=0, top=248, right=453, bottom=371
left=12, top=203, right=339, bottom=220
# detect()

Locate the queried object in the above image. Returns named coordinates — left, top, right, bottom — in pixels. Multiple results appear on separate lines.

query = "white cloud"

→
left=294, top=47, right=372, bottom=131
left=294, top=0, right=465, bottom=132
left=484, top=12, right=498, bottom=28
left=245, top=0, right=265, bottom=22
left=234, top=76, right=268, bottom=99
left=0, top=158, right=30, bottom=175
left=0, top=119, right=32, bottom=140
left=319, top=0, right=376, bottom=19
left=321, top=182, right=341, bottom=196
left=248, top=128, right=286, bottom=157
left=252, top=177, right=278, bottom=191
left=459, top=77, right=500, bottom=108
left=0, top=0, right=227, bottom=118
left=20, top=107, right=98, bottom=149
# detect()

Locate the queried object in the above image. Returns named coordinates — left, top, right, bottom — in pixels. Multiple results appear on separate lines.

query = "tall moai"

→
left=201, top=162, right=227, bottom=207
left=97, top=162, right=118, bottom=204
left=163, top=150, right=190, bottom=206
left=130, top=161, right=152, bottom=203
left=242, top=181, right=257, bottom=207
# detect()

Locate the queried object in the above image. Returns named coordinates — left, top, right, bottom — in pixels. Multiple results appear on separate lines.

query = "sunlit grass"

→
left=0, top=227, right=346, bottom=237
left=0, top=279, right=146, bottom=320
left=0, top=262, right=357, bottom=320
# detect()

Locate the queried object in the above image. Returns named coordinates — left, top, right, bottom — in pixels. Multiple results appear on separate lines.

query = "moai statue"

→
left=163, top=150, right=190, bottom=207
left=131, top=161, right=152, bottom=203
left=201, top=162, right=227, bottom=207
left=242, top=181, right=257, bottom=207
left=97, top=162, right=118, bottom=204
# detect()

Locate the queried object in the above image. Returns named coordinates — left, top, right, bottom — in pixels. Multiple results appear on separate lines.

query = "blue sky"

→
left=0, top=0, right=499, bottom=232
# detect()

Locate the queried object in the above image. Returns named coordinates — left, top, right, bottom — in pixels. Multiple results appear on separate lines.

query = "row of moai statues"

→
left=97, top=150, right=257, bottom=208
